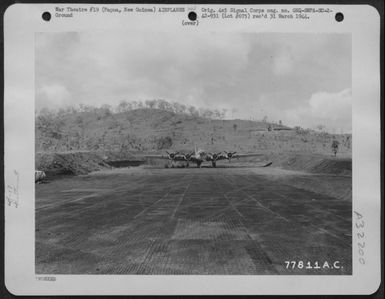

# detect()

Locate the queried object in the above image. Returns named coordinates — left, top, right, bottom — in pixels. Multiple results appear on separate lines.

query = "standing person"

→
left=331, top=139, right=340, bottom=157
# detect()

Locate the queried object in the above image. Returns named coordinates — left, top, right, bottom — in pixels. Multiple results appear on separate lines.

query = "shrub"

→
left=157, top=136, right=173, bottom=150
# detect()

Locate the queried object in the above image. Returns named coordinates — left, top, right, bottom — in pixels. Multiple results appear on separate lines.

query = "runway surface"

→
left=36, top=167, right=352, bottom=274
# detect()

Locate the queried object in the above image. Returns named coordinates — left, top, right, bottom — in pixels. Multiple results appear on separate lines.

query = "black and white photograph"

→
left=35, top=31, right=353, bottom=275
left=3, top=3, right=381, bottom=295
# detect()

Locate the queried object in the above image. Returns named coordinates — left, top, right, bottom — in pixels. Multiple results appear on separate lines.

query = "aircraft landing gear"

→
left=197, top=161, right=202, bottom=168
left=212, top=161, right=216, bottom=168
left=186, top=162, right=189, bottom=168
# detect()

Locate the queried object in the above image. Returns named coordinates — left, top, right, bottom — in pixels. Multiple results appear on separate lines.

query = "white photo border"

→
left=4, top=3, right=381, bottom=295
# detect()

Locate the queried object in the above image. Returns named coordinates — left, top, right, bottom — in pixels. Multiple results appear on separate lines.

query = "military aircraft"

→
left=214, top=151, right=265, bottom=162
left=188, top=148, right=216, bottom=168
left=146, top=147, right=264, bottom=168
left=214, top=151, right=237, bottom=162
left=188, top=148, right=265, bottom=167
left=145, top=151, right=193, bottom=168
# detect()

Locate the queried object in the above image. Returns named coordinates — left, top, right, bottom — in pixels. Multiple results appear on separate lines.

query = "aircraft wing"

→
left=144, top=155, right=170, bottom=159
left=232, top=153, right=264, bottom=158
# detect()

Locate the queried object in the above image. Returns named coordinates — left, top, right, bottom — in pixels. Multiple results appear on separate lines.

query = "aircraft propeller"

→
left=227, top=151, right=237, bottom=158
left=224, top=151, right=237, bottom=162
left=185, top=152, right=194, bottom=160
left=166, top=151, right=176, bottom=159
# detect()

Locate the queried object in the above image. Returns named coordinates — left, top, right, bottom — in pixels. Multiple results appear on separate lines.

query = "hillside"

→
left=36, top=108, right=351, bottom=155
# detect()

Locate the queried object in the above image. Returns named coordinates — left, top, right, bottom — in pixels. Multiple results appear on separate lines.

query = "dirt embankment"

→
left=268, top=153, right=352, bottom=176
left=234, top=152, right=352, bottom=201
left=254, top=153, right=352, bottom=201
left=266, top=172, right=352, bottom=201
left=35, top=151, right=145, bottom=176
left=36, top=152, right=110, bottom=176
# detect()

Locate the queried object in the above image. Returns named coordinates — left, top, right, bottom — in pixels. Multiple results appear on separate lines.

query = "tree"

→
left=213, top=109, right=221, bottom=119
left=126, top=102, right=133, bottom=111
left=188, top=106, right=199, bottom=117
left=36, top=109, right=64, bottom=141
left=78, top=104, right=93, bottom=113
left=294, top=126, right=303, bottom=135
left=345, top=135, right=351, bottom=149
left=233, top=123, right=238, bottom=133
left=202, top=109, right=214, bottom=119
left=163, top=101, right=174, bottom=112
left=116, top=101, right=129, bottom=113
left=179, top=104, right=187, bottom=114
left=221, top=109, right=227, bottom=119
left=156, top=99, right=169, bottom=111
left=331, top=139, right=340, bottom=156
left=100, top=104, right=112, bottom=117
left=145, top=100, right=157, bottom=109
left=198, top=107, right=206, bottom=117
left=131, top=101, right=139, bottom=109
left=172, top=102, right=186, bottom=114
left=157, top=136, right=173, bottom=150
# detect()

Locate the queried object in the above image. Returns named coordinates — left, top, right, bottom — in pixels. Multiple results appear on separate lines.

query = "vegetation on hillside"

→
left=36, top=100, right=351, bottom=155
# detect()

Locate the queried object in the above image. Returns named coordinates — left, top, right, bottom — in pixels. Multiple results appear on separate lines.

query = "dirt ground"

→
left=36, top=166, right=352, bottom=275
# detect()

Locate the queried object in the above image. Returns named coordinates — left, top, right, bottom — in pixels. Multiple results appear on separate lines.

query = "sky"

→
left=36, top=32, right=351, bottom=133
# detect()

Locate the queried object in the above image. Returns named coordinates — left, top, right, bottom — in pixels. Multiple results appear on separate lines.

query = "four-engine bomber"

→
left=146, top=148, right=264, bottom=168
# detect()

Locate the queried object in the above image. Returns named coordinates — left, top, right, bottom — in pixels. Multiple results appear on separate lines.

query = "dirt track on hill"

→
left=36, top=167, right=352, bottom=275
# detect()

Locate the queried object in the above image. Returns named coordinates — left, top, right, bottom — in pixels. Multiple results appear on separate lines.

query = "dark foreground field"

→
left=36, top=167, right=352, bottom=275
